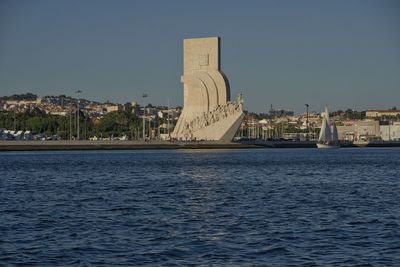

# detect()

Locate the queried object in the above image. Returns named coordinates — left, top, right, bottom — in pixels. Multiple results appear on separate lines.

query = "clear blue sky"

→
left=0, top=0, right=399, bottom=113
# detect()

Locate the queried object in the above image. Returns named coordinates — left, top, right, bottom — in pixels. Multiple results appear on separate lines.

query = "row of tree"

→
left=0, top=93, right=38, bottom=101
left=0, top=108, right=161, bottom=139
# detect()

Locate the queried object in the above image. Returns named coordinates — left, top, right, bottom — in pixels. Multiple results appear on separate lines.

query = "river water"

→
left=1, top=148, right=399, bottom=266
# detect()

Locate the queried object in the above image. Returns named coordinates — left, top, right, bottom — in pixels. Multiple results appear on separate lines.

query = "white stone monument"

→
left=172, top=37, right=244, bottom=141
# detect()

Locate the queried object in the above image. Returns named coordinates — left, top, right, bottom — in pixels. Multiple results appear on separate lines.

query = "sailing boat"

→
left=317, top=107, right=340, bottom=149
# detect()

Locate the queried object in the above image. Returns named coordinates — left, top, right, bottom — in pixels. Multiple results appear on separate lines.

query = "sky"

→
left=0, top=0, right=399, bottom=113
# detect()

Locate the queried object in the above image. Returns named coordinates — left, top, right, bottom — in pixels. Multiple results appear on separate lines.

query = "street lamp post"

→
left=149, top=116, right=152, bottom=139
left=305, top=104, right=309, bottom=140
left=69, top=103, right=72, bottom=140
left=75, top=90, right=82, bottom=140
left=167, top=98, right=170, bottom=138
left=142, top=93, right=148, bottom=140
left=84, top=112, right=87, bottom=140
left=13, top=108, right=16, bottom=131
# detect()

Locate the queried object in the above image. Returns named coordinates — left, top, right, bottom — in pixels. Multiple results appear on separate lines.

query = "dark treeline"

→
left=330, top=109, right=366, bottom=120
left=0, top=108, right=149, bottom=139
left=0, top=93, right=38, bottom=101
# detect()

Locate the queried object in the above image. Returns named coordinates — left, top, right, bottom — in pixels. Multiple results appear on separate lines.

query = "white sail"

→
left=332, top=121, right=339, bottom=142
left=318, top=117, right=332, bottom=143
left=324, top=106, right=330, bottom=125
left=317, top=107, right=340, bottom=148
left=318, top=117, right=326, bottom=142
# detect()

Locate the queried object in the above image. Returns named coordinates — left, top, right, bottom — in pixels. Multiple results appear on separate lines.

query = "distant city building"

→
left=366, top=110, right=400, bottom=118
left=86, top=103, right=104, bottom=113
left=106, top=104, right=123, bottom=113
left=5, top=98, right=42, bottom=105
left=380, top=123, right=400, bottom=141
left=123, top=102, right=132, bottom=113
left=48, top=111, right=68, bottom=116
left=157, top=109, right=180, bottom=120
left=130, top=101, right=140, bottom=115
left=337, top=120, right=380, bottom=141
left=43, top=96, right=70, bottom=106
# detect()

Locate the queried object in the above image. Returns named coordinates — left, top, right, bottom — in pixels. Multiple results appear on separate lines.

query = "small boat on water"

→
left=317, top=107, right=340, bottom=149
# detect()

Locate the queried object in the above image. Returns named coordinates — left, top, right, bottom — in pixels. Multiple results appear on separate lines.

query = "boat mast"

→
left=332, top=121, right=339, bottom=143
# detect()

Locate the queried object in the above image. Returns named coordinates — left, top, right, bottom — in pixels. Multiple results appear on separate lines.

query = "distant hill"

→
left=0, top=93, right=38, bottom=101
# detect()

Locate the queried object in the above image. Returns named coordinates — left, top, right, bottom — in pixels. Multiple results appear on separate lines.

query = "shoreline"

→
left=0, top=140, right=261, bottom=151
left=1, top=140, right=400, bottom=151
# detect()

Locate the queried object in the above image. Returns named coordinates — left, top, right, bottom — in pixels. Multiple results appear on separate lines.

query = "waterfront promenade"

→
left=1, top=140, right=400, bottom=151
left=0, top=140, right=261, bottom=151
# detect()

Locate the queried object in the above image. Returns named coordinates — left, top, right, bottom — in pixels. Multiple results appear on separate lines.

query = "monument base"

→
left=172, top=95, right=244, bottom=142
left=187, top=112, right=244, bottom=142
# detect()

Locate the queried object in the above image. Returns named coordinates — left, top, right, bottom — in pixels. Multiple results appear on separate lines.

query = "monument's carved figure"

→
left=172, top=37, right=244, bottom=141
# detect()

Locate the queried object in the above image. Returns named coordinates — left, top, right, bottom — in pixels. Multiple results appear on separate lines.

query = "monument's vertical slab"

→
left=172, top=37, right=244, bottom=141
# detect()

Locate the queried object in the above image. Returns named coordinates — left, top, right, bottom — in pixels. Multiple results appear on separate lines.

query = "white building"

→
left=380, top=124, right=400, bottom=141
left=366, top=110, right=400, bottom=118
left=106, top=104, right=123, bottom=113
left=336, top=120, right=380, bottom=141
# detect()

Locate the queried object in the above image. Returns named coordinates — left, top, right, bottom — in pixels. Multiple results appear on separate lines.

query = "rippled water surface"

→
left=1, top=148, right=400, bottom=266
